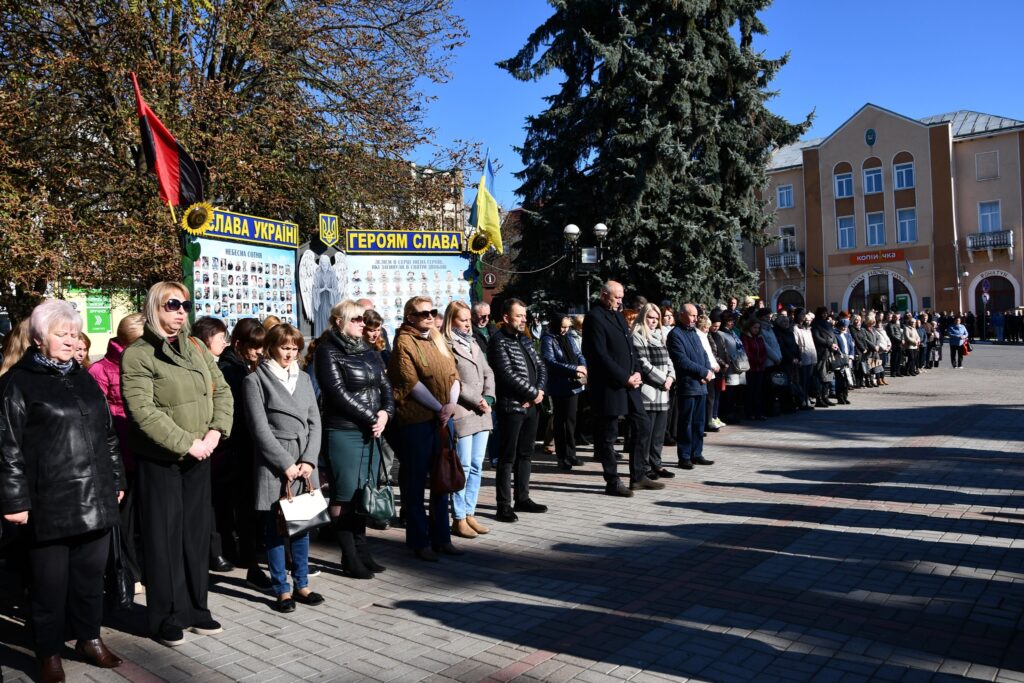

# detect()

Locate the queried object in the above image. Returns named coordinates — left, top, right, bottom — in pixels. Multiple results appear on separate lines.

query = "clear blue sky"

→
left=416, top=0, right=1024, bottom=210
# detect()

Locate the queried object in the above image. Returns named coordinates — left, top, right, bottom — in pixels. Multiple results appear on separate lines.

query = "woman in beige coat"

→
left=442, top=301, right=495, bottom=538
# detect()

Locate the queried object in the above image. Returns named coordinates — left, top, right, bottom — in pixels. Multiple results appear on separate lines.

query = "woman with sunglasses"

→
left=315, top=300, right=394, bottom=579
left=121, top=282, right=234, bottom=648
left=387, top=297, right=461, bottom=561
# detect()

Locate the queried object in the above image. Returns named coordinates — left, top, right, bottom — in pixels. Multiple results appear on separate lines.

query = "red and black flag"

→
left=131, top=72, right=204, bottom=208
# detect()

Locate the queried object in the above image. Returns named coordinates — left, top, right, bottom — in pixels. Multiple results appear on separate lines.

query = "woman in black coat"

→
left=0, top=300, right=125, bottom=683
left=810, top=307, right=840, bottom=407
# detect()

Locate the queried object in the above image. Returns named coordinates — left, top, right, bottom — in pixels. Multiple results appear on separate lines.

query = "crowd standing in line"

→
left=0, top=278, right=984, bottom=682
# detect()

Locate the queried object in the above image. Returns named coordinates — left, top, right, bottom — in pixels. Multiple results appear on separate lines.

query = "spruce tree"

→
left=500, top=0, right=810, bottom=310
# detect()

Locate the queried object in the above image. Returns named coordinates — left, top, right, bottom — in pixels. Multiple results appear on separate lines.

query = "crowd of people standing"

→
left=0, top=279, right=978, bottom=682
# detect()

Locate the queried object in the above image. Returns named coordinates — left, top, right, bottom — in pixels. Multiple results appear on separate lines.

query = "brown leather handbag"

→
left=430, top=421, right=465, bottom=494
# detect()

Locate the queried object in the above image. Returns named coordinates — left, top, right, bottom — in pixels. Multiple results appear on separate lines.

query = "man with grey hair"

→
left=472, top=301, right=496, bottom=355
left=583, top=280, right=663, bottom=496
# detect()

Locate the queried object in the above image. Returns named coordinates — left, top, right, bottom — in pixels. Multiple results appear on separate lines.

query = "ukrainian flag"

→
left=468, top=156, right=502, bottom=254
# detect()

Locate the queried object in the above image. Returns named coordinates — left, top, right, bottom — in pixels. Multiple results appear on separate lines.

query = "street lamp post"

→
left=563, top=222, right=609, bottom=309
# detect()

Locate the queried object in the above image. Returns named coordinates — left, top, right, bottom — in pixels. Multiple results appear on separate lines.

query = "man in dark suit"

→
left=667, top=303, right=715, bottom=469
left=583, top=280, right=663, bottom=496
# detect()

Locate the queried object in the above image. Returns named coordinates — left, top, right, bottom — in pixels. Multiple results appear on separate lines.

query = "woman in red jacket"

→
left=741, top=319, right=768, bottom=421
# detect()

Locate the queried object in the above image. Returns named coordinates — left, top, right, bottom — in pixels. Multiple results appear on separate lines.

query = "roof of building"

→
left=768, top=137, right=824, bottom=170
left=918, top=110, right=1024, bottom=138
left=768, top=107, right=1024, bottom=172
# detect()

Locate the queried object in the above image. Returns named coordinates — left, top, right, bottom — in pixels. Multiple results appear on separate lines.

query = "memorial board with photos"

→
left=190, top=209, right=300, bottom=333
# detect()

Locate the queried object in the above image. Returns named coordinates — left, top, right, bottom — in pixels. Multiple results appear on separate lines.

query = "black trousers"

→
left=593, top=397, right=650, bottom=485
left=29, top=529, right=110, bottom=657
left=138, top=457, right=213, bottom=634
left=495, top=407, right=540, bottom=508
left=645, top=410, right=668, bottom=473
left=551, top=394, right=579, bottom=464
left=950, top=344, right=964, bottom=368
left=890, top=346, right=904, bottom=376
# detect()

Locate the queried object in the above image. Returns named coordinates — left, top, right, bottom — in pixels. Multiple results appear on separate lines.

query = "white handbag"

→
left=274, top=477, right=331, bottom=537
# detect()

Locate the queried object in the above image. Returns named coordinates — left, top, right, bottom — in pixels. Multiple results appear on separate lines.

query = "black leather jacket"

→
left=0, top=353, right=124, bottom=542
left=487, top=328, right=547, bottom=414
left=315, top=331, right=395, bottom=431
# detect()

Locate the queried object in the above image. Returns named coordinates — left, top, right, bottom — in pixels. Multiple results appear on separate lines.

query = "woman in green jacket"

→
left=121, top=282, right=233, bottom=648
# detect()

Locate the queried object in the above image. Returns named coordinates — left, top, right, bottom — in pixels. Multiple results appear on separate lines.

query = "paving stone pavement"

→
left=2, top=343, right=1023, bottom=682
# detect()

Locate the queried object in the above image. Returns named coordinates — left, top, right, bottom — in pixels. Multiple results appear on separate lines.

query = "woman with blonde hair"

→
left=315, top=300, right=394, bottom=578
left=631, top=303, right=675, bottom=481
left=0, top=300, right=125, bottom=681
left=387, top=297, right=461, bottom=561
left=75, top=331, right=92, bottom=369
left=442, top=301, right=495, bottom=537
left=90, top=313, right=146, bottom=477
left=0, top=319, right=31, bottom=376
left=121, top=282, right=233, bottom=647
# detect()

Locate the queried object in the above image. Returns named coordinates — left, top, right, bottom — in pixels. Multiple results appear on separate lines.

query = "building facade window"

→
left=897, top=208, right=917, bottom=243
left=976, top=151, right=999, bottom=181
left=779, top=225, right=796, bottom=253
left=863, top=167, right=883, bottom=194
left=894, top=162, right=915, bottom=189
left=837, top=215, right=856, bottom=250
left=866, top=212, right=885, bottom=246
left=834, top=172, right=853, bottom=199
left=777, top=184, right=794, bottom=209
left=979, top=201, right=1001, bottom=232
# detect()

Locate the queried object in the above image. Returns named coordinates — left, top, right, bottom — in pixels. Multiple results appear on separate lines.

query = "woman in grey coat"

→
left=442, top=302, right=496, bottom=539
left=631, top=303, right=676, bottom=481
left=243, top=324, right=323, bottom=614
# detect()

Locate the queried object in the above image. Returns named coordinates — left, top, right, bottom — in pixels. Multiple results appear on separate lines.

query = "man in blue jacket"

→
left=667, top=303, right=715, bottom=469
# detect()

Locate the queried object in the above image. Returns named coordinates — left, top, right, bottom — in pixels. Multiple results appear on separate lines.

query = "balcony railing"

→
left=966, top=229, right=1014, bottom=263
left=766, top=251, right=803, bottom=276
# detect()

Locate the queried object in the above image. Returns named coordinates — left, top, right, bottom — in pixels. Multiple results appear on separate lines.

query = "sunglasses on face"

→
left=164, top=299, right=193, bottom=312
left=412, top=309, right=439, bottom=319
left=351, top=316, right=364, bottom=323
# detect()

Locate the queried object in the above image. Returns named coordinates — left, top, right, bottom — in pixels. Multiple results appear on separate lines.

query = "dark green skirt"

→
left=326, top=428, right=381, bottom=504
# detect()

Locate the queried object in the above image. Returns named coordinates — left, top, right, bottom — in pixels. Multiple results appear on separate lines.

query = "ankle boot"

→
left=466, top=516, right=490, bottom=535
left=451, top=518, right=478, bottom=538
left=333, top=517, right=373, bottom=579
left=353, top=518, right=386, bottom=573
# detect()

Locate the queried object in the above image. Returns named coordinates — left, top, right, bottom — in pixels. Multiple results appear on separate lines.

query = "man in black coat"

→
left=582, top=281, right=662, bottom=496
left=472, top=302, right=498, bottom=356
left=487, top=298, right=548, bottom=522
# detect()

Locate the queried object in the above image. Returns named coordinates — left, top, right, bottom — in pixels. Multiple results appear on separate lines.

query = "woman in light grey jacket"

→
left=631, top=303, right=676, bottom=481
left=442, top=302, right=496, bottom=539
left=243, top=324, right=323, bottom=614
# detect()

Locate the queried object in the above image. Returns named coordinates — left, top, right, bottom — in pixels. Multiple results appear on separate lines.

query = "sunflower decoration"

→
left=181, top=201, right=214, bottom=236
left=468, top=230, right=491, bottom=255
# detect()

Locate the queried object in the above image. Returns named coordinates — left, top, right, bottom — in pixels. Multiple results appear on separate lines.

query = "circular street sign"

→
left=982, top=278, right=991, bottom=293
left=865, top=128, right=877, bottom=146
left=482, top=272, right=498, bottom=288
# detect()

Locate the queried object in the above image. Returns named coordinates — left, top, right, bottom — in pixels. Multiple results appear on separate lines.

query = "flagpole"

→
left=168, top=201, right=178, bottom=225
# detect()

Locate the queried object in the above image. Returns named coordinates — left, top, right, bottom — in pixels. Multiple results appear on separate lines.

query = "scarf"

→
left=33, top=350, right=74, bottom=375
left=266, top=358, right=300, bottom=394
left=332, top=331, right=368, bottom=355
left=452, top=328, right=474, bottom=353
left=556, top=331, right=577, bottom=364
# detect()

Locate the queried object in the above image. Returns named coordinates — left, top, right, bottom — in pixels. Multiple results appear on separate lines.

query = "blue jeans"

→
left=263, top=513, right=308, bottom=597
left=452, top=430, right=488, bottom=519
left=398, top=421, right=451, bottom=549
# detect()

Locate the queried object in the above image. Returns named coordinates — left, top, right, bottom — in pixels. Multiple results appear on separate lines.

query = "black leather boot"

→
left=333, top=516, right=373, bottom=579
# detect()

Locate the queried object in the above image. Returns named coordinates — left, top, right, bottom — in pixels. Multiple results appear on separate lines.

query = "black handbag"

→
left=858, top=360, right=870, bottom=376
left=769, top=369, right=789, bottom=387
left=357, top=438, right=395, bottom=523
left=830, top=354, right=848, bottom=372
left=104, top=525, right=135, bottom=612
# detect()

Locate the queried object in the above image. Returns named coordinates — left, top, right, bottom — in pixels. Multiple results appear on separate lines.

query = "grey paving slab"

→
left=2, top=344, right=1024, bottom=682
